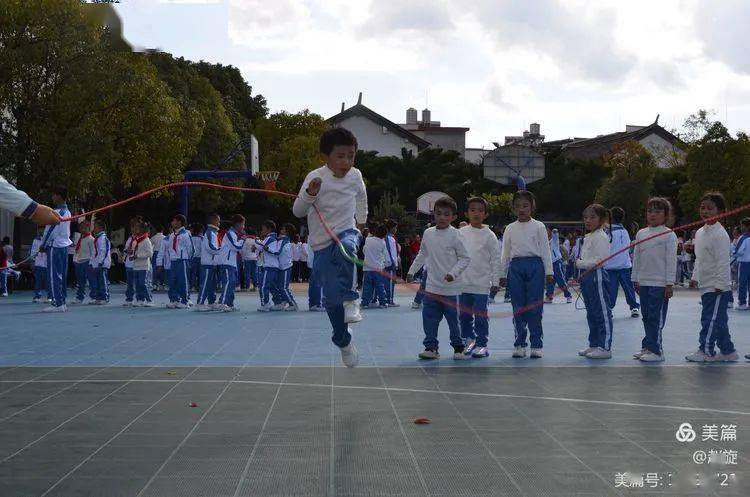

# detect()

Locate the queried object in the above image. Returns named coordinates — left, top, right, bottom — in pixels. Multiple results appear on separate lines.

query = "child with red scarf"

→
left=72, top=220, right=95, bottom=304
left=131, top=219, right=154, bottom=307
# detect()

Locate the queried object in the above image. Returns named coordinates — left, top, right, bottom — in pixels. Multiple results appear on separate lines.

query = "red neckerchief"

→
left=217, top=230, right=227, bottom=246
left=133, top=233, right=149, bottom=252
left=172, top=232, right=179, bottom=251
left=76, top=232, right=91, bottom=253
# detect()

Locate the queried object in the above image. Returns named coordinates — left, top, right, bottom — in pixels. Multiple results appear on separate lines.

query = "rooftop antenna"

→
left=340, top=102, right=345, bottom=113
left=357, top=92, right=362, bottom=105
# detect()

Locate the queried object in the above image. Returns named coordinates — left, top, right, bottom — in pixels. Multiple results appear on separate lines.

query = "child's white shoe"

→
left=284, top=303, right=298, bottom=312
left=222, top=305, right=237, bottom=312
left=166, top=302, right=177, bottom=308
left=42, top=305, right=67, bottom=313
left=123, top=301, right=133, bottom=307
left=512, top=347, right=526, bottom=358
left=463, top=340, right=477, bottom=355
left=344, top=301, right=362, bottom=324
left=340, top=341, right=359, bottom=368
left=418, top=349, right=440, bottom=360
left=633, top=348, right=648, bottom=359
left=257, top=303, right=272, bottom=312
left=713, top=351, right=739, bottom=362
left=270, top=303, right=286, bottom=311
left=630, top=308, right=640, bottom=318
left=471, top=347, right=489, bottom=358
left=194, top=304, right=212, bottom=312
left=585, top=347, right=612, bottom=359
left=639, top=351, right=664, bottom=362
left=453, top=351, right=470, bottom=360
left=578, top=347, right=595, bottom=357
left=142, top=301, right=154, bottom=308
left=411, top=301, right=421, bottom=309
left=530, top=348, right=543, bottom=358
left=175, top=302, right=189, bottom=309
left=685, top=350, right=712, bottom=362
left=736, top=304, right=750, bottom=311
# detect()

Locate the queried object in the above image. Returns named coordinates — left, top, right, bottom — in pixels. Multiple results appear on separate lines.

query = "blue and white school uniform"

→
left=546, top=230, right=572, bottom=299
left=190, top=234, right=203, bottom=291
left=384, top=233, right=399, bottom=305
left=604, top=224, right=640, bottom=311
left=167, top=228, right=193, bottom=305
left=499, top=219, right=553, bottom=350
left=216, top=228, right=244, bottom=308
left=150, top=232, right=165, bottom=288
left=197, top=225, right=220, bottom=306
left=40, top=204, right=72, bottom=307
left=157, top=235, right=172, bottom=294
left=89, top=232, right=111, bottom=302
left=241, top=237, right=258, bottom=290
left=693, top=223, right=736, bottom=356
left=258, top=234, right=279, bottom=306
left=361, top=235, right=388, bottom=307
left=132, top=235, right=153, bottom=303
left=732, top=231, right=750, bottom=307
left=31, top=237, right=49, bottom=300
left=632, top=226, right=678, bottom=356
left=306, top=243, right=324, bottom=308
left=265, top=235, right=297, bottom=307
left=577, top=228, right=614, bottom=351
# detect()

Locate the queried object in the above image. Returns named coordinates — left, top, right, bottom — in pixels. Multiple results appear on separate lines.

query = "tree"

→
left=678, top=121, right=750, bottom=220
left=479, top=192, right=514, bottom=223
left=595, top=141, right=657, bottom=222
left=0, top=0, right=197, bottom=209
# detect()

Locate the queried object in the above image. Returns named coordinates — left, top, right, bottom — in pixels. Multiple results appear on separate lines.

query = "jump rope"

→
left=8, top=180, right=750, bottom=321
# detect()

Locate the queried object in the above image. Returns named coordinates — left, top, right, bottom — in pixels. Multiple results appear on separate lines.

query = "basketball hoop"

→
left=258, top=170, right=280, bottom=191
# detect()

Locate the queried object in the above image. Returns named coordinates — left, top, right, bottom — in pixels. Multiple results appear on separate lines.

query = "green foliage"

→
left=530, top=152, right=609, bottom=219
left=371, top=190, right=417, bottom=235
left=595, top=141, right=657, bottom=221
left=678, top=121, right=750, bottom=220
left=253, top=110, right=328, bottom=198
left=479, top=192, right=514, bottom=222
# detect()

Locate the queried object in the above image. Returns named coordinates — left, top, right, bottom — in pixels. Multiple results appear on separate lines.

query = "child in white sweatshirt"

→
left=686, top=192, right=739, bottom=362
left=407, top=196, right=471, bottom=360
left=361, top=224, right=388, bottom=308
left=631, top=197, right=678, bottom=362
left=458, top=197, right=501, bottom=358
left=577, top=204, right=614, bottom=359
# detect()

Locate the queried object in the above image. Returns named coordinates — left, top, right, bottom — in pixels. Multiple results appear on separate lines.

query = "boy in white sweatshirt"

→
left=458, top=197, right=501, bottom=358
left=292, top=127, right=367, bottom=368
left=407, top=196, right=471, bottom=360
left=631, top=198, right=678, bottom=362
left=361, top=224, right=388, bottom=308
left=131, top=220, right=154, bottom=306
left=686, top=192, right=739, bottom=362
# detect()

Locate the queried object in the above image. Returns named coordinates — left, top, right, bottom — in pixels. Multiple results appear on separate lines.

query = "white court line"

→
left=7, top=378, right=746, bottom=417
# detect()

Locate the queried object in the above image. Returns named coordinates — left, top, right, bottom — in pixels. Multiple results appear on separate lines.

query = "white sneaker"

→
left=134, top=301, right=145, bottom=307
left=308, top=305, right=326, bottom=312
left=257, top=303, right=272, bottom=312
left=123, top=301, right=133, bottom=307
left=340, top=342, right=359, bottom=368
left=166, top=302, right=178, bottom=308
left=0, top=292, right=8, bottom=297
left=270, top=303, right=286, bottom=311
left=222, top=305, right=237, bottom=312
left=42, top=305, right=67, bottom=313
left=453, top=351, right=470, bottom=360
left=630, top=308, right=640, bottom=318
left=639, top=351, right=664, bottom=362
left=633, top=348, right=648, bottom=359
left=387, top=302, right=401, bottom=308
left=566, top=296, right=573, bottom=304
left=284, top=303, right=298, bottom=312
left=585, top=347, right=612, bottom=359
left=87, top=300, right=99, bottom=305
left=471, top=347, right=489, bottom=358
left=411, top=301, right=421, bottom=309
left=512, top=347, right=526, bottom=358
left=736, top=304, right=750, bottom=311
left=579, top=347, right=595, bottom=357
left=142, top=301, right=154, bottom=307
left=418, top=349, right=440, bottom=360
left=344, top=301, right=362, bottom=324
left=175, top=302, right=189, bottom=309
left=713, top=351, right=739, bottom=362
left=463, top=340, right=477, bottom=355
left=685, top=350, right=712, bottom=362
left=530, top=348, right=543, bottom=358
left=94, top=300, right=108, bottom=305
left=194, top=304, right=212, bottom=312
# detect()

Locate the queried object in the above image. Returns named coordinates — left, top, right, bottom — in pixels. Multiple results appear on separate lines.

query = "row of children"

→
left=397, top=189, right=741, bottom=363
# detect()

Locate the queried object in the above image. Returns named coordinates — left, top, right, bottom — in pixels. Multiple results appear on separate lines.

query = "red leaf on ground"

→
left=414, top=417, right=431, bottom=425
left=188, top=402, right=198, bottom=408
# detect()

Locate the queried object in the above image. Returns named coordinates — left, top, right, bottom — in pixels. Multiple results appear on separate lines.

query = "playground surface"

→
left=0, top=285, right=748, bottom=496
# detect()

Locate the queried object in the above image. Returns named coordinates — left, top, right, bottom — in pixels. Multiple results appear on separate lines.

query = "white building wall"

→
left=638, top=134, right=686, bottom=169
left=335, top=115, right=419, bottom=157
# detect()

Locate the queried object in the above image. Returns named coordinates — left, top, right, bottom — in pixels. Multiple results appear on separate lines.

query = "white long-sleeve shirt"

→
left=363, top=236, right=388, bottom=272
left=90, top=232, right=111, bottom=269
left=459, top=224, right=501, bottom=294
left=0, top=175, right=37, bottom=218
left=167, top=228, right=194, bottom=260
left=692, top=222, right=732, bottom=294
left=499, top=219, right=553, bottom=278
left=73, top=233, right=94, bottom=263
left=131, top=236, right=153, bottom=271
left=604, top=224, right=633, bottom=270
left=31, top=238, right=47, bottom=268
left=241, top=237, right=258, bottom=261
left=631, top=225, right=678, bottom=287
left=576, top=228, right=610, bottom=271
left=216, top=229, right=244, bottom=268
left=150, top=233, right=165, bottom=253
left=407, top=226, right=470, bottom=296
left=201, top=226, right=221, bottom=266
left=292, top=165, right=367, bottom=251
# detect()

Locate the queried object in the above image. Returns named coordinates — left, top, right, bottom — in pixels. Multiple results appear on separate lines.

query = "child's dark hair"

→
left=434, top=196, right=458, bottom=215
left=375, top=224, right=387, bottom=238
left=190, top=222, right=204, bottom=234
left=282, top=223, right=296, bottom=237
left=138, top=220, right=150, bottom=232
left=51, top=187, right=68, bottom=200
left=646, top=197, right=673, bottom=226
left=231, top=214, right=245, bottom=225
left=319, top=127, right=358, bottom=155
left=262, top=220, right=276, bottom=232
left=94, top=218, right=107, bottom=231
left=172, top=214, right=187, bottom=227
left=512, top=190, right=536, bottom=211
left=384, top=219, right=398, bottom=230
left=741, top=217, right=750, bottom=228
left=466, top=196, right=488, bottom=213
left=583, top=203, right=610, bottom=229
left=701, top=191, right=727, bottom=212
left=610, top=206, right=625, bottom=224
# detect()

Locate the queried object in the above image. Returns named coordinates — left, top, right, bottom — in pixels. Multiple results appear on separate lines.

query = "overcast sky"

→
left=115, top=0, right=750, bottom=148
